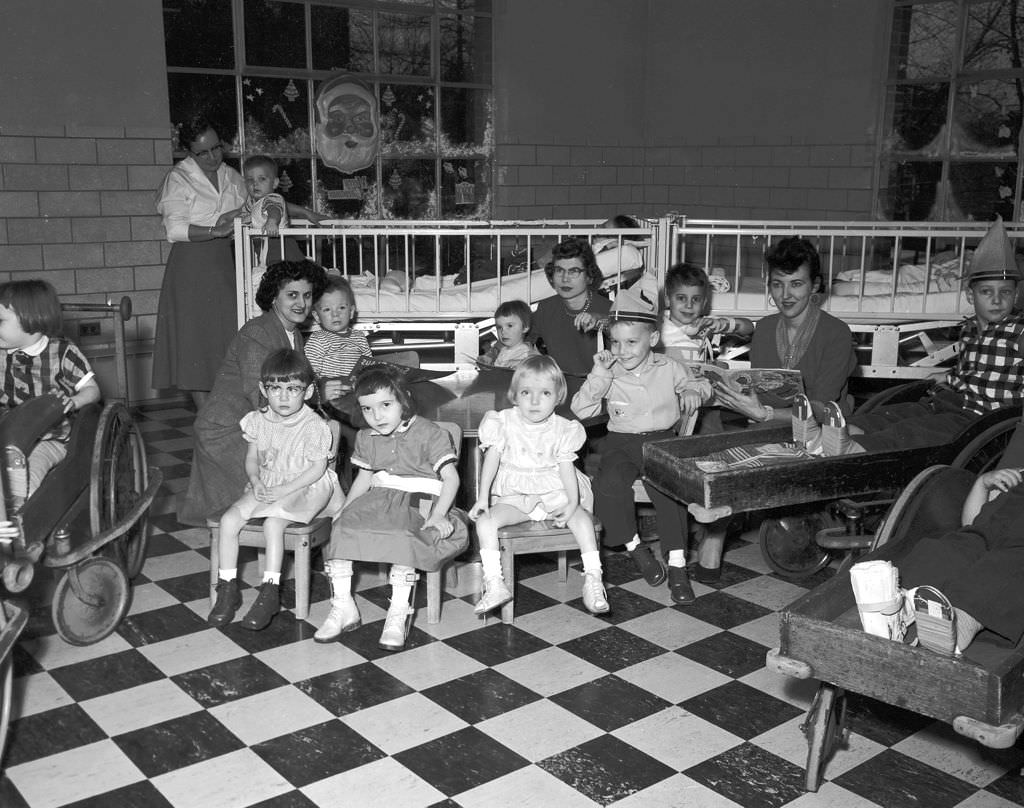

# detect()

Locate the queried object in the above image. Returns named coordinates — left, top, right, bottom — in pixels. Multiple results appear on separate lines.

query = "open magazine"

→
left=341, top=356, right=453, bottom=384
left=686, top=364, right=804, bottom=405
left=695, top=442, right=813, bottom=472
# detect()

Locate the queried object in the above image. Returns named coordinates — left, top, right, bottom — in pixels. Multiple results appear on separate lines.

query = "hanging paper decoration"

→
left=284, top=79, right=299, bottom=102
left=278, top=170, right=293, bottom=194
left=382, top=86, right=396, bottom=107
left=455, top=180, right=475, bottom=206
left=389, top=168, right=403, bottom=190
left=314, top=75, right=380, bottom=174
left=271, top=103, right=292, bottom=129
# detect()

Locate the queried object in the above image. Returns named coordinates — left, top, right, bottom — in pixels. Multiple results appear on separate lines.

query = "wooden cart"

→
left=642, top=402, right=1021, bottom=576
left=766, top=464, right=1024, bottom=791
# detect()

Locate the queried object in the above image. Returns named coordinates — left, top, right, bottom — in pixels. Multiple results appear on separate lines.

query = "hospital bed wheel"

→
left=92, top=402, right=151, bottom=579
left=758, top=510, right=837, bottom=579
left=951, top=418, right=1019, bottom=475
left=52, top=557, right=130, bottom=646
left=802, top=683, right=847, bottom=792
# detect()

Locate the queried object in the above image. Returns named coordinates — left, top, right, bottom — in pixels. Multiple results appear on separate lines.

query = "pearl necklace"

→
left=563, top=290, right=592, bottom=318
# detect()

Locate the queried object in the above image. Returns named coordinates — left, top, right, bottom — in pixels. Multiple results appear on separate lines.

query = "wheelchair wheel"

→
left=802, top=683, right=847, bottom=792
left=0, top=655, right=11, bottom=766
left=759, top=510, right=838, bottom=579
left=52, top=557, right=130, bottom=646
left=91, top=402, right=150, bottom=579
left=951, top=418, right=1019, bottom=475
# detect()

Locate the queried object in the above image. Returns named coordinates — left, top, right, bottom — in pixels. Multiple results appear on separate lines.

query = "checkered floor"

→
left=3, top=401, right=1024, bottom=807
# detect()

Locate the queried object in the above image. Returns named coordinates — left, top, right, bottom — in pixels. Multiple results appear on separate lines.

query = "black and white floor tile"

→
left=2, top=401, right=1024, bottom=807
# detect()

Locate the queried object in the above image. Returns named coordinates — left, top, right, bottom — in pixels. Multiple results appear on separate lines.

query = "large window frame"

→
left=877, top=0, right=1024, bottom=221
left=163, top=0, right=494, bottom=220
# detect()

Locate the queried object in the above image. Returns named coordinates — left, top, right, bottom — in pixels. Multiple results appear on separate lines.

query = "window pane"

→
left=889, top=1, right=958, bottom=80
left=245, top=0, right=306, bottom=69
left=878, top=160, right=943, bottom=220
left=242, top=77, right=311, bottom=156
left=275, top=157, right=314, bottom=210
left=168, top=73, right=239, bottom=152
left=163, top=0, right=234, bottom=69
left=379, top=12, right=431, bottom=77
left=440, top=0, right=493, bottom=11
left=950, top=161, right=1017, bottom=220
left=382, top=159, right=436, bottom=218
left=953, top=79, right=1021, bottom=157
left=316, top=160, right=379, bottom=220
left=964, top=0, right=1024, bottom=71
left=440, top=159, right=489, bottom=218
left=440, top=87, right=491, bottom=153
left=311, top=5, right=373, bottom=72
left=441, top=14, right=492, bottom=83
left=883, top=83, right=950, bottom=154
left=381, top=84, right=436, bottom=154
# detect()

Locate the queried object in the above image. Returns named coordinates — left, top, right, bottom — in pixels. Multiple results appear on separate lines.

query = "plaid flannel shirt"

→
left=947, top=312, right=1024, bottom=415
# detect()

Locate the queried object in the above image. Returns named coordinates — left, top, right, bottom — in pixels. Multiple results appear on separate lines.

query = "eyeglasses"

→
left=264, top=383, right=306, bottom=398
left=553, top=266, right=585, bottom=279
left=190, top=143, right=224, bottom=160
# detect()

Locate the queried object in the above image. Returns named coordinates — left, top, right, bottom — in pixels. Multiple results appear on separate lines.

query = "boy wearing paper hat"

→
left=571, top=281, right=712, bottom=604
left=803, top=216, right=1024, bottom=455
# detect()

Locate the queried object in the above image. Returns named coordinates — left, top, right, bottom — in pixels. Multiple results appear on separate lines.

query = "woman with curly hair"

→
left=180, top=259, right=328, bottom=525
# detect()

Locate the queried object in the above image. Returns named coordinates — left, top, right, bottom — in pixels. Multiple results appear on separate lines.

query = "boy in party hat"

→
left=571, top=282, right=712, bottom=603
left=795, top=216, right=1024, bottom=455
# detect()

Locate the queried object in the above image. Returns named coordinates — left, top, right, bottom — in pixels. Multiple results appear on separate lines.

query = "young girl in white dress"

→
left=315, top=366, right=470, bottom=651
left=208, top=349, right=343, bottom=631
left=469, top=355, right=609, bottom=615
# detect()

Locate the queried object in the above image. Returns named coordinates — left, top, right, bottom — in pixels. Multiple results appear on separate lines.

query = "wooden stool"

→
left=496, top=514, right=602, bottom=624
left=208, top=516, right=333, bottom=620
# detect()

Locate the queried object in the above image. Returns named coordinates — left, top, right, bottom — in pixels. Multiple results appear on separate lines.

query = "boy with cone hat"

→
left=571, top=281, right=712, bottom=603
left=797, top=216, right=1024, bottom=455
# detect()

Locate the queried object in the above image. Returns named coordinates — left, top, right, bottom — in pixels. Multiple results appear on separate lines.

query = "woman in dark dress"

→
left=179, top=260, right=327, bottom=526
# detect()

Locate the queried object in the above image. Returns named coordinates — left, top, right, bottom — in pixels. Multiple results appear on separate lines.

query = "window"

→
left=879, top=0, right=1024, bottom=221
left=163, top=0, right=493, bottom=219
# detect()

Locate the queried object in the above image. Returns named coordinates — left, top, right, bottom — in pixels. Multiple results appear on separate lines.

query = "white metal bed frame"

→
left=234, top=216, right=1024, bottom=379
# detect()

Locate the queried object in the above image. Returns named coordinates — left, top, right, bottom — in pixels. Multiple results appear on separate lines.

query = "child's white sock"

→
left=263, top=571, right=281, bottom=585
left=667, top=549, right=686, bottom=568
left=480, top=548, right=502, bottom=579
left=219, top=568, right=237, bottom=582
left=581, top=550, right=602, bottom=575
left=625, top=535, right=641, bottom=552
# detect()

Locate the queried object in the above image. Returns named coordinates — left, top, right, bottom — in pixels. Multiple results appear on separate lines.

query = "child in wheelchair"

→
left=899, top=464, right=1024, bottom=657
left=0, top=280, right=101, bottom=512
left=794, top=217, right=1024, bottom=456
left=208, top=349, right=343, bottom=631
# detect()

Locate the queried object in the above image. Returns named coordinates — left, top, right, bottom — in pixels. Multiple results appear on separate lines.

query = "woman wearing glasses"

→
left=153, top=114, right=247, bottom=409
left=531, top=237, right=612, bottom=377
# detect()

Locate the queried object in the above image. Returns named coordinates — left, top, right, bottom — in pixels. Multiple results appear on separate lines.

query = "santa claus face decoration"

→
left=315, top=76, right=380, bottom=174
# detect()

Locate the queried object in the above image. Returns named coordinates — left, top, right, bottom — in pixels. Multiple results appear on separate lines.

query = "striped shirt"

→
left=304, top=328, right=372, bottom=379
left=947, top=313, right=1024, bottom=415
left=2, top=336, right=93, bottom=440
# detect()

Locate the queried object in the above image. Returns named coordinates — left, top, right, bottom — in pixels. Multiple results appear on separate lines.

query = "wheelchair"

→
left=768, top=455, right=1024, bottom=792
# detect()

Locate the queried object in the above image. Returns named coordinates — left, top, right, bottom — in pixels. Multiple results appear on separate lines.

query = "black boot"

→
left=668, top=565, right=696, bottom=605
left=208, top=578, right=242, bottom=626
left=628, top=543, right=666, bottom=586
left=242, top=581, right=280, bottom=631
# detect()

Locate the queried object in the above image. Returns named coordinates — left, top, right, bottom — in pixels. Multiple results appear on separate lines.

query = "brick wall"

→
left=0, top=124, right=171, bottom=402
left=494, top=139, right=876, bottom=222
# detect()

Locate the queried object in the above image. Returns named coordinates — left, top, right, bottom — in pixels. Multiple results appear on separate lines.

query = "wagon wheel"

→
left=0, top=655, right=11, bottom=766
left=951, top=418, right=1019, bottom=475
left=51, top=557, right=130, bottom=646
left=758, top=509, right=839, bottom=580
left=802, top=683, right=847, bottom=792
left=91, top=402, right=150, bottom=579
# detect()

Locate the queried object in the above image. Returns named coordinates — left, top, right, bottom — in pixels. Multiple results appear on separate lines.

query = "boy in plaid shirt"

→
left=802, top=217, right=1024, bottom=455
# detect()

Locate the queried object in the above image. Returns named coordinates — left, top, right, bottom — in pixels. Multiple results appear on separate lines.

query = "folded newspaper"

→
left=695, top=442, right=812, bottom=473
left=687, top=364, right=804, bottom=405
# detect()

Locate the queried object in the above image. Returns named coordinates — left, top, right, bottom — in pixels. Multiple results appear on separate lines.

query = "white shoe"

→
left=582, top=571, right=610, bottom=614
left=474, top=576, right=513, bottom=614
left=379, top=606, right=413, bottom=651
left=313, top=601, right=361, bottom=643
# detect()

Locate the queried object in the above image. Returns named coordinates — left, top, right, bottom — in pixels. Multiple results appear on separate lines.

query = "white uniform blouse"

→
left=156, top=156, right=246, bottom=243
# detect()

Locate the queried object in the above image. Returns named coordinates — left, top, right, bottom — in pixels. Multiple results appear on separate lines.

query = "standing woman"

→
left=153, top=114, right=247, bottom=409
